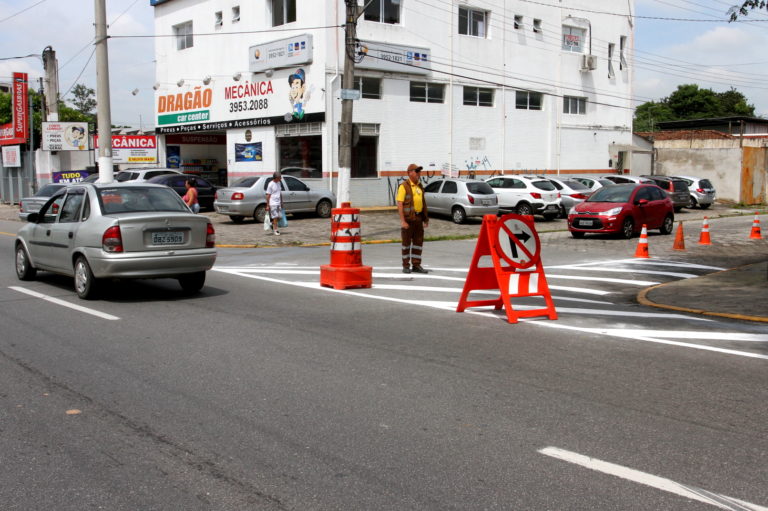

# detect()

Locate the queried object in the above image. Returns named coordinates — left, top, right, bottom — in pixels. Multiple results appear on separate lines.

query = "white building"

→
left=151, top=0, right=635, bottom=206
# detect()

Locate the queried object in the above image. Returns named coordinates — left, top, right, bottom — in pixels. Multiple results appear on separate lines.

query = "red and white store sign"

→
left=1, top=72, right=28, bottom=146
left=94, top=135, right=158, bottom=163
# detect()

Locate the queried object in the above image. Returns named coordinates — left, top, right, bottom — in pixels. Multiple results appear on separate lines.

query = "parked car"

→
left=567, top=183, right=674, bottom=239
left=280, top=166, right=322, bottom=179
left=14, top=183, right=217, bottom=299
left=115, top=168, right=182, bottom=182
left=640, top=175, right=690, bottom=212
left=674, top=175, right=716, bottom=209
left=545, top=177, right=593, bottom=218
left=214, top=175, right=335, bottom=223
left=148, top=174, right=218, bottom=211
left=423, top=178, right=498, bottom=224
left=569, top=175, right=615, bottom=191
left=484, top=175, right=561, bottom=220
left=18, top=183, right=68, bottom=220
left=600, top=174, right=655, bottom=185
left=83, top=174, right=100, bottom=183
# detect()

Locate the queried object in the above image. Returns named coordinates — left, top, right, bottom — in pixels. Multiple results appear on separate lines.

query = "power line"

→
left=0, top=0, right=48, bottom=24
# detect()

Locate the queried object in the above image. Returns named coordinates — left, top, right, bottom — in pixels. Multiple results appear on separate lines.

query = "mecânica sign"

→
left=94, top=135, right=158, bottom=164
left=155, top=67, right=325, bottom=134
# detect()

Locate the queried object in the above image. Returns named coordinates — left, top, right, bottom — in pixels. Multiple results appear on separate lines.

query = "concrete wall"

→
left=654, top=148, right=742, bottom=201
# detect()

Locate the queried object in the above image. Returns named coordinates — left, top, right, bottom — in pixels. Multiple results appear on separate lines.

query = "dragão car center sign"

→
left=155, top=68, right=324, bottom=134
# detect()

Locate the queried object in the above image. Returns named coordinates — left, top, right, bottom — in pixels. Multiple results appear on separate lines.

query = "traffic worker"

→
left=397, top=163, right=429, bottom=274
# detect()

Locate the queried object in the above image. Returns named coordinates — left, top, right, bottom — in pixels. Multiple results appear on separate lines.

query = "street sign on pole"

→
left=340, top=89, right=361, bottom=100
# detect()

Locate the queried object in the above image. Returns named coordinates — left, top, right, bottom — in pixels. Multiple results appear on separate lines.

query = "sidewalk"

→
left=2, top=201, right=766, bottom=322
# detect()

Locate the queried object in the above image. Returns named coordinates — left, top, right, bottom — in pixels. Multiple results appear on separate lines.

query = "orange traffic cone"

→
left=673, top=222, right=685, bottom=250
left=635, top=224, right=650, bottom=258
left=749, top=212, right=762, bottom=239
left=698, top=217, right=711, bottom=245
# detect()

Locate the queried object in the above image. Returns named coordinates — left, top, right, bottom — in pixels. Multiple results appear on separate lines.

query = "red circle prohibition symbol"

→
left=494, top=215, right=541, bottom=269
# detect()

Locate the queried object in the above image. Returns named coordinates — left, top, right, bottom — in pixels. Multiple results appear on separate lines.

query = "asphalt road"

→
left=1, top=217, right=767, bottom=510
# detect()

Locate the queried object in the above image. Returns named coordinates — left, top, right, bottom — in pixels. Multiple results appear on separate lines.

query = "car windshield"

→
left=532, top=180, right=556, bottom=191
left=232, top=177, right=259, bottom=187
left=466, top=182, right=494, bottom=194
left=97, top=187, right=188, bottom=214
left=586, top=185, right=634, bottom=203
left=36, top=184, right=64, bottom=196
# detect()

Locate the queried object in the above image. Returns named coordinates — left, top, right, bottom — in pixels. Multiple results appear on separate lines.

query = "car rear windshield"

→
left=36, top=184, right=64, bottom=196
left=532, top=180, right=556, bottom=191
left=586, top=185, right=633, bottom=203
left=562, top=180, right=589, bottom=190
left=232, top=177, right=259, bottom=187
left=700, top=179, right=713, bottom=189
left=672, top=180, right=688, bottom=192
left=97, top=187, right=188, bottom=214
left=466, top=182, right=494, bottom=195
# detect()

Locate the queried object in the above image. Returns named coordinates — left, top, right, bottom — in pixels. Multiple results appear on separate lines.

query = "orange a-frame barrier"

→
left=456, top=214, right=557, bottom=324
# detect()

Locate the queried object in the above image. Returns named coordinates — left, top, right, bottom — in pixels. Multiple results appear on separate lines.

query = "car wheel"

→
left=74, top=256, right=99, bottom=300
left=178, top=271, right=206, bottom=294
left=254, top=204, right=266, bottom=223
left=660, top=214, right=674, bottom=235
left=452, top=206, right=467, bottom=224
left=516, top=202, right=533, bottom=216
left=688, top=196, right=698, bottom=209
left=15, top=244, right=36, bottom=281
left=542, top=213, right=557, bottom=221
left=621, top=217, right=634, bottom=239
left=571, top=231, right=585, bottom=239
left=316, top=199, right=332, bottom=218
left=230, top=215, right=245, bottom=224
left=700, top=203, right=710, bottom=210
left=559, top=206, right=568, bottom=219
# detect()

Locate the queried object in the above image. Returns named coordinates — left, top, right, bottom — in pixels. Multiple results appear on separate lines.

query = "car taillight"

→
left=467, top=194, right=475, bottom=204
left=231, top=192, right=244, bottom=200
left=206, top=223, right=216, bottom=248
left=571, top=193, right=588, bottom=199
left=557, top=193, right=561, bottom=198
left=102, top=226, right=123, bottom=253
left=214, top=191, right=218, bottom=200
left=696, top=188, right=704, bottom=193
left=531, top=192, right=542, bottom=199
left=18, top=200, right=23, bottom=212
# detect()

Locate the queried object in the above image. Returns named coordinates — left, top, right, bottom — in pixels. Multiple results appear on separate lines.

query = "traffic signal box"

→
left=456, top=214, right=557, bottom=324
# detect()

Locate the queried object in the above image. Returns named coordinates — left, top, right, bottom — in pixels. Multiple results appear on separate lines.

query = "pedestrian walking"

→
left=265, top=171, right=284, bottom=235
left=397, top=163, right=429, bottom=274
left=183, top=177, right=200, bottom=213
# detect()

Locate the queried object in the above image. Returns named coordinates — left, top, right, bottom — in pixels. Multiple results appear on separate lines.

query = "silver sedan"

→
left=214, top=175, right=335, bottom=223
left=18, top=183, right=68, bottom=220
left=14, top=182, right=217, bottom=299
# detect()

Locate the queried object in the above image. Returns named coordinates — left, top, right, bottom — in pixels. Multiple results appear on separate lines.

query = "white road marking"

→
left=587, top=329, right=768, bottom=343
left=9, top=287, right=120, bottom=321
left=552, top=258, right=725, bottom=271
left=539, top=446, right=768, bottom=511
left=553, top=267, right=698, bottom=279
left=546, top=274, right=659, bottom=286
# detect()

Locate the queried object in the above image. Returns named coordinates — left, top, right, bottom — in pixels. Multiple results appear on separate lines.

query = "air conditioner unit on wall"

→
left=580, top=55, right=598, bottom=72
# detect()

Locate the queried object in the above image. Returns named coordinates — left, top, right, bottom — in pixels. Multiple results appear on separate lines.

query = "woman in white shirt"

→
left=265, top=171, right=284, bottom=235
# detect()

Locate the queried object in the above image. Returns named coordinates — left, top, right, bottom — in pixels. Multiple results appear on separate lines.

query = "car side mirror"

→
left=635, top=199, right=649, bottom=206
left=26, top=212, right=39, bottom=223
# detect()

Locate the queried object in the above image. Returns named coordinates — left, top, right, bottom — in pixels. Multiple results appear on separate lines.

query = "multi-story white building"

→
left=151, top=0, right=635, bottom=206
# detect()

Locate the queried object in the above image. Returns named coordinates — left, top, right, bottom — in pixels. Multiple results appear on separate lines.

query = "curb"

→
left=637, top=265, right=768, bottom=323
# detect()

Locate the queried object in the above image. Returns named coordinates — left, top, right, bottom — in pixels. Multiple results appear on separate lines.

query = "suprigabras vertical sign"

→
left=0, top=72, right=28, bottom=146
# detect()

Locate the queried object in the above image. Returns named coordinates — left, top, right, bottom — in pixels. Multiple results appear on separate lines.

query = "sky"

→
left=1, top=0, right=767, bottom=130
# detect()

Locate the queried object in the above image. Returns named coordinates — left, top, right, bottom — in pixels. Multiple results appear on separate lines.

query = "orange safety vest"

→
left=400, top=180, right=428, bottom=221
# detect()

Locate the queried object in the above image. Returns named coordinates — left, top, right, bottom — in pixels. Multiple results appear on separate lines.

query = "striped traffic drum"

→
left=320, top=202, right=373, bottom=289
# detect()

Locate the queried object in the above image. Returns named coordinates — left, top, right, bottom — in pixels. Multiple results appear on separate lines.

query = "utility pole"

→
left=94, top=0, right=114, bottom=183
left=337, top=0, right=358, bottom=206
left=41, top=46, right=60, bottom=186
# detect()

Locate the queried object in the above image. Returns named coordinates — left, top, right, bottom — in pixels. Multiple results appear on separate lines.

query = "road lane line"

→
left=539, top=447, right=768, bottom=511
left=9, top=287, right=120, bottom=321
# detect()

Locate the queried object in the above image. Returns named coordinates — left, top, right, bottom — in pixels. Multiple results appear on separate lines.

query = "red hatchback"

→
left=567, top=184, right=674, bottom=239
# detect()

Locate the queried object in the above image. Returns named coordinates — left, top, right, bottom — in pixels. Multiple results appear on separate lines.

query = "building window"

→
left=463, top=86, right=494, bottom=107
left=364, top=0, right=400, bottom=24
left=232, top=5, right=240, bottom=23
left=514, top=15, right=523, bottom=29
left=620, top=36, right=628, bottom=69
left=353, top=77, right=382, bottom=99
left=173, top=21, right=193, bottom=51
left=562, top=26, right=585, bottom=53
left=410, top=82, right=444, bottom=103
left=515, top=91, right=542, bottom=110
left=608, top=43, right=615, bottom=78
left=533, top=18, right=542, bottom=33
left=214, top=11, right=222, bottom=27
left=272, top=0, right=296, bottom=27
left=458, top=7, right=487, bottom=38
left=563, top=96, right=587, bottom=115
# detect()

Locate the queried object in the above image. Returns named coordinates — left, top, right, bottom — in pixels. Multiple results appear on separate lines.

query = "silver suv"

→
left=675, top=175, right=716, bottom=209
left=484, top=175, right=561, bottom=220
left=116, top=168, right=182, bottom=182
left=423, top=178, right=498, bottom=224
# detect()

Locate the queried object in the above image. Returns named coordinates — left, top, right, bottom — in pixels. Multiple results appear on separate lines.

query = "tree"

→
left=729, top=1, right=767, bottom=20
left=633, top=84, right=756, bottom=132
left=69, top=84, right=96, bottom=115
